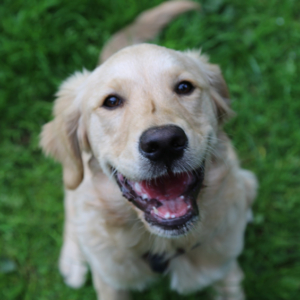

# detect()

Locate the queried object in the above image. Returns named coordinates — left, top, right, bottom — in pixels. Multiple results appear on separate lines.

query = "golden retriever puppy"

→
left=40, top=1, right=257, bottom=300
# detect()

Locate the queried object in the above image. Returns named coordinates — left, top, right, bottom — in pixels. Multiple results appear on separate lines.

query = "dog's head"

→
left=41, top=44, right=232, bottom=237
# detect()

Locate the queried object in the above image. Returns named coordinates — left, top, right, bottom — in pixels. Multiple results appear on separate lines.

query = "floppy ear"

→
left=205, top=62, right=234, bottom=124
left=40, top=70, right=91, bottom=190
left=185, top=51, right=234, bottom=125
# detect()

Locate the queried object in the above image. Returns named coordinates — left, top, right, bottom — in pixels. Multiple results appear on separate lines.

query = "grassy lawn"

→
left=1, top=0, right=300, bottom=299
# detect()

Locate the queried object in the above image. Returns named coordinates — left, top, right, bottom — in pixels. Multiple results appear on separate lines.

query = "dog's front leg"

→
left=212, top=260, right=245, bottom=300
left=59, top=189, right=88, bottom=288
left=91, top=269, right=131, bottom=300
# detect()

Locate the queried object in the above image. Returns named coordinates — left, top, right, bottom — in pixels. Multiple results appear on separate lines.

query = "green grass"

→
left=1, top=0, right=300, bottom=299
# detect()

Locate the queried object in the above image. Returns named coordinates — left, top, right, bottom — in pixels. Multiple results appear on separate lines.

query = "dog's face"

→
left=41, top=44, right=232, bottom=238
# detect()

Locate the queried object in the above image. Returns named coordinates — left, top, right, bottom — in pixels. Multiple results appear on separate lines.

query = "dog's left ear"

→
left=205, top=62, right=234, bottom=124
left=40, top=70, right=91, bottom=190
left=185, top=51, right=234, bottom=125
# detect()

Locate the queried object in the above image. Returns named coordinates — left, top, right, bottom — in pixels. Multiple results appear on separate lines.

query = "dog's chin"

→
left=114, top=163, right=205, bottom=238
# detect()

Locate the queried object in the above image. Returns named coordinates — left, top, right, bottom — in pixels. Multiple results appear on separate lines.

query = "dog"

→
left=40, top=1, right=258, bottom=299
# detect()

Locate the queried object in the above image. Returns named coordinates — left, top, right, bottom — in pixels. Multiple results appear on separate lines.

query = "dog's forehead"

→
left=94, top=44, right=193, bottom=84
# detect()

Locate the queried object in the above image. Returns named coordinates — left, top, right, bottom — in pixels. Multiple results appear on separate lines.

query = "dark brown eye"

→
left=103, top=95, right=122, bottom=108
left=175, top=81, right=194, bottom=95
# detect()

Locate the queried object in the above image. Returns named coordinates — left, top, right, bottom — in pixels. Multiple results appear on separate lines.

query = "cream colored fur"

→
left=40, top=1, right=257, bottom=299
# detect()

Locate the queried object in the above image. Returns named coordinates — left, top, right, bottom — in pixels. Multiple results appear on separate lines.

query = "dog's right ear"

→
left=40, top=70, right=91, bottom=190
left=185, top=51, right=234, bottom=125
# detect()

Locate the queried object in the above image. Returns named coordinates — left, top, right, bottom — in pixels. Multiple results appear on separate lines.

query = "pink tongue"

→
left=140, top=172, right=190, bottom=200
left=156, top=198, right=188, bottom=216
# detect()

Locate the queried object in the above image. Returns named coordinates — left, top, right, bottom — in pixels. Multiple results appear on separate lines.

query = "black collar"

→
left=143, top=242, right=201, bottom=274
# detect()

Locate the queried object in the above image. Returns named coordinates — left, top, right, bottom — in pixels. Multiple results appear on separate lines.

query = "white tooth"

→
left=180, top=196, right=184, bottom=199
left=142, top=193, right=148, bottom=200
left=171, top=214, right=175, bottom=219
left=164, top=212, right=170, bottom=219
left=153, top=207, right=159, bottom=215
left=187, top=205, right=191, bottom=209
left=134, top=182, right=141, bottom=193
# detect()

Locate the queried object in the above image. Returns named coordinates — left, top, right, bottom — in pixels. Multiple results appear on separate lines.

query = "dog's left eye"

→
left=175, top=81, right=194, bottom=95
left=103, top=95, right=123, bottom=109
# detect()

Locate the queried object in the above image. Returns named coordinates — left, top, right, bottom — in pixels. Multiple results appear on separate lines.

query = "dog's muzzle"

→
left=112, top=125, right=206, bottom=236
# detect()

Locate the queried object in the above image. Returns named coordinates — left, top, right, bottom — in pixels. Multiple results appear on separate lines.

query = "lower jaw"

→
left=145, top=214, right=199, bottom=238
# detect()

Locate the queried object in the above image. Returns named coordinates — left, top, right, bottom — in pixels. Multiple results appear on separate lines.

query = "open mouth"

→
left=114, top=163, right=205, bottom=235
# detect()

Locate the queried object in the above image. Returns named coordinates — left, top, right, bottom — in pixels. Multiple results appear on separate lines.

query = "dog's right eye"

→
left=103, top=95, right=123, bottom=109
left=175, top=81, right=194, bottom=95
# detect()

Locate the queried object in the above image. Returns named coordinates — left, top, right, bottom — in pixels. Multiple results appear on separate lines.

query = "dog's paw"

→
left=213, top=262, right=245, bottom=300
left=59, top=241, right=88, bottom=289
left=213, top=285, right=245, bottom=300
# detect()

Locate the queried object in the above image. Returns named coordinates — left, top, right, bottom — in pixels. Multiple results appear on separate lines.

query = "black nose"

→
left=139, top=125, right=188, bottom=165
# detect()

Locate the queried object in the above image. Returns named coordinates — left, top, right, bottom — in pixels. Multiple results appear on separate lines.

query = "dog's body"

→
left=40, top=2, right=257, bottom=299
